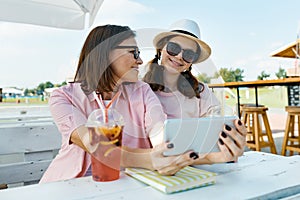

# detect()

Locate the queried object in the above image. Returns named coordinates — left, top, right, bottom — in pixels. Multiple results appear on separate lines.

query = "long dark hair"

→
left=143, top=36, right=204, bottom=98
left=73, top=25, right=135, bottom=95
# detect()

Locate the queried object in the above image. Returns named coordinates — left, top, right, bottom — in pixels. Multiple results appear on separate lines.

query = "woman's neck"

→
left=102, top=82, right=122, bottom=100
left=163, top=70, right=180, bottom=92
left=101, top=92, right=113, bottom=100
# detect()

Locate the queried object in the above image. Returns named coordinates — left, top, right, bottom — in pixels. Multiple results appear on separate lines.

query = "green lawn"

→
left=223, top=86, right=288, bottom=108
left=0, top=86, right=289, bottom=108
left=0, top=97, right=49, bottom=107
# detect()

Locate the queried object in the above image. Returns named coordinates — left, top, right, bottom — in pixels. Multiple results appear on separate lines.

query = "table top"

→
left=1, top=151, right=300, bottom=200
left=208, top=77, right=300, bottom=88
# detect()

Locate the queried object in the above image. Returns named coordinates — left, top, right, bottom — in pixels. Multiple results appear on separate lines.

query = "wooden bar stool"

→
left=241, top=106, right=277, bottom=154
left=281, top=106, right=300, bottom=156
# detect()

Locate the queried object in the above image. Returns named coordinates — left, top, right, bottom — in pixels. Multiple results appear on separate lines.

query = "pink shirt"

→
left=155, top=84, right=220, bottom=118
left=40, top=81, right=165, bottom=183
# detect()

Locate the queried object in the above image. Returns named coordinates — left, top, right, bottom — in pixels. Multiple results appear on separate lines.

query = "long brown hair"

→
left=73, top=25, right=135, bottom=95
left=143, top=36, right=204, bottom=98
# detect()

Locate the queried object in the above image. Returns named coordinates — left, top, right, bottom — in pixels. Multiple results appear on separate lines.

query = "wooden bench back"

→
left=0, top=122, right=61, bottom=187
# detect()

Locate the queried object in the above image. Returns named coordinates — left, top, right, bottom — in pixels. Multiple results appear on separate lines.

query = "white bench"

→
left=0, top=122, right=61, bottom=188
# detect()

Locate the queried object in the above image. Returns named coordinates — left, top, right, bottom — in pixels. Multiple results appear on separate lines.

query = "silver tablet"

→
left=163, top=116, right=238, bottom=156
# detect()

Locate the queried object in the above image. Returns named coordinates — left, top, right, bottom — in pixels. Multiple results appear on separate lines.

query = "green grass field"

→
left=0, top=97, right=49, bottom=106
left=221, top=86, right=288, bottom=108
left=0, top=86, right=289, bottom=108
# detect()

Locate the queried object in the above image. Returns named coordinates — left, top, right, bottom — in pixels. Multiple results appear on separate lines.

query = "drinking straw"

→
left=93, top=92, right=107, bottom=123
left=93, top=91, right=121, bottom=124
left=106, top=91, right=120, bottom=109
left=93, top=91, right=104, bottom=110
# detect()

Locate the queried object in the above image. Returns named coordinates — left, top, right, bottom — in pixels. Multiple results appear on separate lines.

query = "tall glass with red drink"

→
left=86, top=108, right=124, bottom=182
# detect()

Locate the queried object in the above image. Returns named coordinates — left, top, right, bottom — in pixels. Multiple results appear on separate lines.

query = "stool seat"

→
left=281, top=106, right=300, bottom=156
left=285, top=106, right=300, bottom=113
left=241, top=106, right=277, bottom=154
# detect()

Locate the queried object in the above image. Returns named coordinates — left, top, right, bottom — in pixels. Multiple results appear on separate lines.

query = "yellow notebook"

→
left=125, top=166, right=217, bottom=194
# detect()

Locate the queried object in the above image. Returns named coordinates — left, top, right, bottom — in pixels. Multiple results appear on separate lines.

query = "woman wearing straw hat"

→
left=40, top=25, right=198, bottom=183
left=143, top=19, right=247, bottom=164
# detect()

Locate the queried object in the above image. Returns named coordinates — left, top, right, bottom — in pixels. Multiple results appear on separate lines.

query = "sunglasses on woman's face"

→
left=166, top=42, right=199, bottom=63
left=115, top=46, right=140, bottom=60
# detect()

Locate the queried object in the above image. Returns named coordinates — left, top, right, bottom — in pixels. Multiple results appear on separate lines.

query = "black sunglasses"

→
left=115, top=46, right=140, bottom=60
left=166, top=42, right=199, bottom=63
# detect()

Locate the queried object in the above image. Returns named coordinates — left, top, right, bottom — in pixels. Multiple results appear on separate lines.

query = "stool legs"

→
left=261, top=112, right=277, bottom=154
left=253, top=112, right=261, bottom=151
left=289, top=115, right=295, bottom=156
left=242, top=107, right=277, bottom=154
left=281, top=112, right=300, bottom=156
left=281, top=114, right=291, bottom=156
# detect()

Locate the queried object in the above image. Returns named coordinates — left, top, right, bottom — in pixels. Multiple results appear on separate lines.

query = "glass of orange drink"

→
left=86, top=108, right=124, bottom=182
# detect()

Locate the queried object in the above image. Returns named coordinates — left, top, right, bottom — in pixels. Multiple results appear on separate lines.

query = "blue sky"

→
left=1, top=0, right=300, bottom=88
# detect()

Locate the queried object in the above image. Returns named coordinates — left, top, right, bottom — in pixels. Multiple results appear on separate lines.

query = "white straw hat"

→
left=153, top=19, right=211, bottom=63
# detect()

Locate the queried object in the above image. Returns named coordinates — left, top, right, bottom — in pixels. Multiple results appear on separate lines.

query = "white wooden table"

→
left=1, top=151, right=300, bottom=200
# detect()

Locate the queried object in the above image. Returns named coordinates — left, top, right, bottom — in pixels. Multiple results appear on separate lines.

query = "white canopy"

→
left=0, top=0, right=104, bottom=30
left=3, top=87, right=23, bottom=95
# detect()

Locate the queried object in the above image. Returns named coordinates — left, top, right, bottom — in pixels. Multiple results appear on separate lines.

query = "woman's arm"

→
left=122, top=143, right=197, bottom=175
left=143, top=84, right=166, bottom=147
left=70, top=125, right=156, bottom=168
left=70, top=126, right=91, bottom=153
left=49, top=87, right=88, bottom=147
left=71, top=125, right=197, bottom=175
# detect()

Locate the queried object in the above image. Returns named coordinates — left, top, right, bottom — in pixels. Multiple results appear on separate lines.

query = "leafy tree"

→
left=275, top=67, right=287, bottom=79
left=217, top=67, right=244, bottom=82
left=217, top=68, right=232, bottom=82
left=24, top=81, right=65, bottom=96
left=196, top=73, right=211, bottom=83
left=36, top=83, right=45, bottom=95
left=24, top=88, right=29, bottom=96
left=233, top=68, right=244, bottom=81
left=36, top=81, right=54, bottom=95
left=257, top=71, right=270, bottom=80
left=24, top=88, right=36, bottom=96
left=54, top=81, right=67, bottom=87
left=44, top=81, right=54, bottom=88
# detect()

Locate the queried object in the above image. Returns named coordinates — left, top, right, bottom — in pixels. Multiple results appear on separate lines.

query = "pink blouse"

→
left=40, top=81, right=165, bottom=183
left=155, top=84, right=220, bottom=118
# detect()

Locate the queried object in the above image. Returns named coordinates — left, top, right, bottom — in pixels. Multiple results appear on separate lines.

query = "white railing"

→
left=0, top=122, right=61, bottom=188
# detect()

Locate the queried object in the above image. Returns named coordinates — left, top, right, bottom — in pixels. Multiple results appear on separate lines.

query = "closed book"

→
left=125, top=166, right=217, bottom=194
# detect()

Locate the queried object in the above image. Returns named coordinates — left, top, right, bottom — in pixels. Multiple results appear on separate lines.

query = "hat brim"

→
left=153, top=32, right=211, bottom=63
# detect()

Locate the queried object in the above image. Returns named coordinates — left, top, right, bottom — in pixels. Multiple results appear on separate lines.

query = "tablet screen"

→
left=163, top=116, right=237, bottom=156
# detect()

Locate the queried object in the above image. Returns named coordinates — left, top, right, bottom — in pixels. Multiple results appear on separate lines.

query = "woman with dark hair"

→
left=40, top=25, right=197, bottom=183
left=143, top=19, right=247, bottom=164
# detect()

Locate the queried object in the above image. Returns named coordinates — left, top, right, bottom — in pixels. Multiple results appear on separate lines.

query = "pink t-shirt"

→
left=40, top=81, right=165, bottom=183
left=155, top=84, right=220, bottom=118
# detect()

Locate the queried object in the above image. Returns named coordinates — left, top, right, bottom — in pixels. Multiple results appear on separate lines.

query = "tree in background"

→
left=37, top=82, right=53, bottom=95
left=24, top=81, right=66, bottom=96
left=55, top=81, right=67, bottom=87
left=196, top=73, right=212, bottom=83
left=216, top=67, right=244, bottom=82
left=275, top=67, right=287, bottom=79
left=233, top=68, right=244, bottom=81
left=24, top=88, right=36, bottom=96
left=257, top=70, right=270, bottom=80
